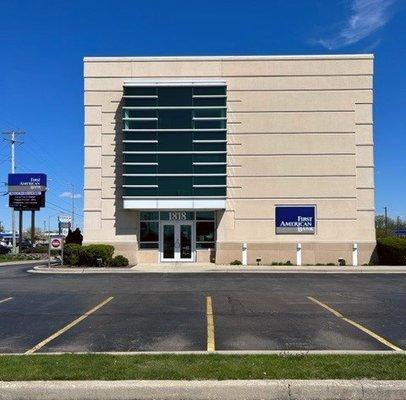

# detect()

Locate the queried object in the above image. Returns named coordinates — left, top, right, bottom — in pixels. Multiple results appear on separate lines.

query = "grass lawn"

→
left=0, top=354, right=405, bottom=380
left=0, top=254, right=41, bottom=263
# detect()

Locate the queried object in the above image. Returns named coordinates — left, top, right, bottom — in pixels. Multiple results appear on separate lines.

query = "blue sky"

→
left=0, top=0, right=405, bottom=230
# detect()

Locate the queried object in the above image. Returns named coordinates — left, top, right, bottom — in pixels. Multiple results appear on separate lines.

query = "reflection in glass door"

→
left=163, top=224, right=175, bottom=260
left=161, top=222, right=194, bottom=262
left=180, top=224, right=192, bottom=260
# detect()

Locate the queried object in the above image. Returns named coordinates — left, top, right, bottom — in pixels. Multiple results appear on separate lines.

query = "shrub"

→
left=230, top=260, right=242, bottom=265
left=0, top=246, right=11, bottom=255
left=326, top=262, right=336, bottom=266
left=285, top=260, right=292, bottom=266
left=377, top=237, right=406, bottom=265
left=79, top=244, right=115, bottom=267
left=110, top=255, right=129, bottom=267
left=271, top=261, right=278, bottom=266
left=65, top=228, right=83, bottom=245
left=63, top=243, right=82, bottom=266
left=21, top=246, right=47, bottom=254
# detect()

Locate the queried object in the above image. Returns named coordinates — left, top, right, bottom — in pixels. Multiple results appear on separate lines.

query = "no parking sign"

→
left=50, top=236, right=63, bottom=250
left=49, top=235, right=64, bottom=266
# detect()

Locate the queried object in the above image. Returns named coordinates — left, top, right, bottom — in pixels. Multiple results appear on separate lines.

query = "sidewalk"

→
left=1, top=379, right=405, bottom=400
left=28, top=263, right=406, bottom=274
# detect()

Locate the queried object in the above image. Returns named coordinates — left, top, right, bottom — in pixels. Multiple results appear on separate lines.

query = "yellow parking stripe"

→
left=307, top=296, right=403, bottom=352
left=206, top=296, right=215, bottom=352
left=0, top=297, right=13, bottom=305
left=25, top=296, right=114, bottom=354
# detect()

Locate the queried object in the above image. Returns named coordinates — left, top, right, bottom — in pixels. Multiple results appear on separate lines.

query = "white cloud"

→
left=59, top=191, right=82, bottom=199
left=317, top=0, right=396, bottom=50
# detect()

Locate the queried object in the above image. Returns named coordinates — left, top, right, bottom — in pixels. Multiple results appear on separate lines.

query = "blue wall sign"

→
left=275, top=206, right=316, bottom=234
left=8, top=173, right=47, bottom=188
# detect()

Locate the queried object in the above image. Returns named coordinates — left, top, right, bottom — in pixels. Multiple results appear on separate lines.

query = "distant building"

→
left=83, top=54, right=375, bottom=265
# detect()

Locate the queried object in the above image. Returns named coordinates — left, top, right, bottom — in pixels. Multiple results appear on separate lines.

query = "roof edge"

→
left=83, top=54, right=374, bottom=62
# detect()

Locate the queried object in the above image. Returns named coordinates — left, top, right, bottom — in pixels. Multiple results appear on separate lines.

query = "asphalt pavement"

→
left=0, top=263, right=405, bottom=353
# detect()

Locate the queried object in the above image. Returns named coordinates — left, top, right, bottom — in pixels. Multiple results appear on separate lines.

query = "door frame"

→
left=159, top=221, right=195, bottom=262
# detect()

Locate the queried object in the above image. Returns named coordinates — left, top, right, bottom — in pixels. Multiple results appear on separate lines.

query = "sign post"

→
left=49, top=235, right=64, bottom=266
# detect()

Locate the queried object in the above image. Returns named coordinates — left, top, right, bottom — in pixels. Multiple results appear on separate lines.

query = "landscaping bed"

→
left=64, top=244, right=129, bottom=267
left=0, top=254, right=43, bottom=263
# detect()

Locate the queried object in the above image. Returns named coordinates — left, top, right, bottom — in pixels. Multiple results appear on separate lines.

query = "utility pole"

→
left=71, top=183, right=75, bottom=230
left=384, top=206, right=388, bottom=237
left=2, top=130, right=25, bottom=253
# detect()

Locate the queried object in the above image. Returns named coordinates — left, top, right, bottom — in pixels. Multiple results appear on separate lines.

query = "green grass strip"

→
left=0, top=354, right=405, bottom=381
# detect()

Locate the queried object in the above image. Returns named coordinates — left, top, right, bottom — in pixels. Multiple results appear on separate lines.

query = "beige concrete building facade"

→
left=83, top=54, right=376, bottom=266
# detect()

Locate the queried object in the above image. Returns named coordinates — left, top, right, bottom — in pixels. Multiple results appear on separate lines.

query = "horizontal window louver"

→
left=122, top=84, right=227, bottom=198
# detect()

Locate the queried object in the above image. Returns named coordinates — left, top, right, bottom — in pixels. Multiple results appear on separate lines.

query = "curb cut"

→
left=0, top=380, right=405, bottom=400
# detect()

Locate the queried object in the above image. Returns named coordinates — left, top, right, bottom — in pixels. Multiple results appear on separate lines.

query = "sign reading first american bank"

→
left=275, top=206, right=316, bottom=234
left=8, top=173, right=47, bottom=211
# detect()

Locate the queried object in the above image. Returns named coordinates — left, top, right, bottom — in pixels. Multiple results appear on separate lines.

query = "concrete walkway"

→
left=1, top=379, right=405, bottom=400
left=28, top=263, right=406, bottom=274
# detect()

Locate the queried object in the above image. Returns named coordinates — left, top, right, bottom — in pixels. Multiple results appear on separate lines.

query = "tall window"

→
left=122, top=84, right=227, bottom=198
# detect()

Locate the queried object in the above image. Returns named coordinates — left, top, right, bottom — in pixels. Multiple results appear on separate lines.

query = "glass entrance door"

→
left=161, top=222, right=194, bottom=262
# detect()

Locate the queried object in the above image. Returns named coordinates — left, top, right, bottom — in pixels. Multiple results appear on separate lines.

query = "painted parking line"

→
left=206, top=296, right=215, bottom=352
left=25, top=296, right=114, bottom=354
left=307, top=296, right=403, bottom=352
left=0, top=297, right=14, bottom=305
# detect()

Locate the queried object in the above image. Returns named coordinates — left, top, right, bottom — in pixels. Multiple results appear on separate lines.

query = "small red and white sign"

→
left=50, top=236, right=63, bottom=250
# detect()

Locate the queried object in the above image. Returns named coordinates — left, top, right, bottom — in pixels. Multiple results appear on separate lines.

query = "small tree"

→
left=65, top=228, right=83, bottom=245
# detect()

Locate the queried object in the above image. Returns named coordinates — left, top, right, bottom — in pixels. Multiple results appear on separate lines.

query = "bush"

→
left=63, top=243, right=82, bottom=266
left=377, top=237, right=406, bottom=265
left=230, top=260, right=242, bottom=265
left=285, top=260, right=292, bottom=266
left=63, top=244, right=129, bottom=267
left=21, top=246, right=47, bottom=254
left=65, top=228, right=83, bottom=245
left=110, top=255, right=129, bottom=267
left=79, top=244, right=115, bottom=267
left=0, top=246, right=11, bottom=255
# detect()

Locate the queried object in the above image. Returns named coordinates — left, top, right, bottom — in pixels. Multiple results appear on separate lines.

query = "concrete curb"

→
left=0, top=380, right=405, bottom=400
left=1, top=350, right=405, bottom=356
left=28, top=265, right=406, bottom=274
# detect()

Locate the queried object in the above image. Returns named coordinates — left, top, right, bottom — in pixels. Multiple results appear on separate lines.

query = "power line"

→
left=16, top=160, right=79, bottom=210
left=46, top=200, right=83, bottom=218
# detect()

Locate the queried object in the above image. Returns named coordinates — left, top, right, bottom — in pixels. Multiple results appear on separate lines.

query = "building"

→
left=83, top=54, right=375, bottom=265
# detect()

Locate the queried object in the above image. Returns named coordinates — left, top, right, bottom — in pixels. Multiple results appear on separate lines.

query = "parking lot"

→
left=0, top=263, right=405, bottom=353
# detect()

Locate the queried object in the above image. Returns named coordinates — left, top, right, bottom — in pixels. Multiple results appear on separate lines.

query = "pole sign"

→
left=8, top=173, right=47, bottom=211
left=275, top=206, right=316, bottom=234
left=58, top=215, right=72, bottom=237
